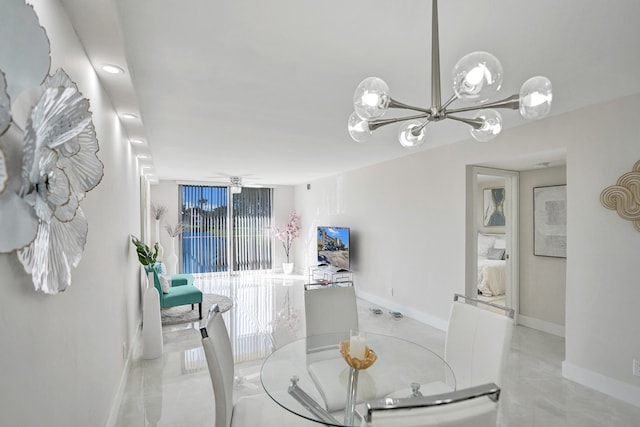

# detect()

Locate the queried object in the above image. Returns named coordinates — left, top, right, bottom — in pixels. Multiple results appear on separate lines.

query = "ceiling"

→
left=58, top=0, right=640, bottom=186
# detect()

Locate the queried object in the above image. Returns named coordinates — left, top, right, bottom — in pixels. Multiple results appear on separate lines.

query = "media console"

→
left=306, top=264, right=353, bottom=289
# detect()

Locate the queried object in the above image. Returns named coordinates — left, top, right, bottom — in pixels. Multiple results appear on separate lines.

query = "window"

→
left=180, top=185, right=272, bottom=273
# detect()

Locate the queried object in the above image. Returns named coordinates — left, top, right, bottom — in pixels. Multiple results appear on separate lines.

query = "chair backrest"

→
left=200, top=305, right=234, bottom=427
left=444, top=295, right=513, bottom=389
left=304, top=286, right=358, bottom=349
left=361, top=383, right=500, bottom=427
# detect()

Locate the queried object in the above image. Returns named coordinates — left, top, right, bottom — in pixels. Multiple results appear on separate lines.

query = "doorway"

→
left=465, top=166, right=519, bottom=319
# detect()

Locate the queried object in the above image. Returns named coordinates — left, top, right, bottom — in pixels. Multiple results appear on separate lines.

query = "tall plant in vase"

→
left=165, top=223, right=183, bottom=276
left=273, top=211, right=301, bottom=274
left=151, top=204, right=167, bottom=260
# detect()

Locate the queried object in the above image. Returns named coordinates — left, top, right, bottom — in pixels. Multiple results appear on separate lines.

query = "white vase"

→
left=283, top=262, right=294, bottom=275
left=143, top=280, right=163, bottom=360
left=167, top=237, right=178, bottom=276
left=154, top=219, right=164, bottom=261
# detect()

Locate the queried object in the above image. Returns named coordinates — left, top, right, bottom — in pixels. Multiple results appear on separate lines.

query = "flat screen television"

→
left=317, top=226, right=350, bottom=271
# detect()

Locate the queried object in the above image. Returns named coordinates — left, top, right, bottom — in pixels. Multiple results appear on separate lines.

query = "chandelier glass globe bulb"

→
left=519, top=76, right=553, bottom=120
left=353, top=77, right=391, bottom=120
left=397, top=120, right=427, bottom=148
left=469, top=109, right=503, bottom=142
left=452, top=51, right=504, bottom=103
left=348, top=112, right=373, bottom=143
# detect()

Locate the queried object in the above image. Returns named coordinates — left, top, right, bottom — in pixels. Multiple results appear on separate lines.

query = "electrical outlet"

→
left=122, top=342, right=127, bottom=360
left=390, top=287, right=394, bottom=296
left=633, top=359, right=640, bottom=377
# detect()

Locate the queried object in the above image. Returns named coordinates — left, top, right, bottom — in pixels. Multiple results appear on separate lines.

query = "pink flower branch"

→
left=273, top=211, right=301, bottom=263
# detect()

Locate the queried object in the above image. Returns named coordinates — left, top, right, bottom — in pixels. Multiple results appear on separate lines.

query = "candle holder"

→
left=339, top=340, right=377, bottom=370
left=341, top=339, right=377, bottom=425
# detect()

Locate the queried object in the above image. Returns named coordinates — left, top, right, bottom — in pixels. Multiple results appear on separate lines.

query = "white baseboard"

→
left=562, top=361, right=640, bottom=408
left=356, top=289, right=448, bottom=332
left=106, top=321, right=142, bottom=427
left=518, top=314, right=565, bottom=337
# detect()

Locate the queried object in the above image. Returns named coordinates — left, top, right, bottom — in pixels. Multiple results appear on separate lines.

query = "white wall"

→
left=561, top=95, right=640, bottom=405
left=0, top=1, right=143, bottom=425
left=294, top=94, right=640, bottom=406
left=519, top=166, right=567, bottom=329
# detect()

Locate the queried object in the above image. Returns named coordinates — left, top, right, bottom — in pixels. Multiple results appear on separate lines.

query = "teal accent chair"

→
left=146, top=263, right=203, bottom=319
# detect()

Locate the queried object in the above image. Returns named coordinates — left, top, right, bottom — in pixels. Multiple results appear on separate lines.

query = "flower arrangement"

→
left=273, top=211, right=301, bottom=263
left=165, top=223, right=184, bottom=238
left=151, top=203, right=167, bottom=220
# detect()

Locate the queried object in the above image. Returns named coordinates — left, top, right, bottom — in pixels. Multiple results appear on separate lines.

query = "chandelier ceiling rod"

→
left=431, top=0, right=441, bottom=112
left=347, top=0, right=553, bottom=147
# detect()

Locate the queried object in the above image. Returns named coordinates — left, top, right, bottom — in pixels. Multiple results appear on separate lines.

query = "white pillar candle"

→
left=350, top=334, right=366, bottom=359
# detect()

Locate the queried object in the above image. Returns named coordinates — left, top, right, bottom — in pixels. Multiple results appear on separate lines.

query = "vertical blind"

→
left=232, top=187, right=272, bottom=271
left=180, top=184, right=272, bottom=274
left=180, top=185, right=228, bottom=273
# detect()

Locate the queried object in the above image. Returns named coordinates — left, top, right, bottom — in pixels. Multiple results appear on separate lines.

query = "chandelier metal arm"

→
left=446, top=114, right=485, bottom=130
left=388, top=98, right=432, bottom=114
left=444, top=94, right=520, bottom=115
left=431, top=0, right=441, bottom=110
left=412, top=118, right=433, bottom=135
left=441, top=94, right=457, bottom=110
left=368, top=113, right=431, bottom=132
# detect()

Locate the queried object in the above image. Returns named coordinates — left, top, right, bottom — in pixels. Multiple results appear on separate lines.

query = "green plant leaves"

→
left=131, top=235, right=158, bottom=266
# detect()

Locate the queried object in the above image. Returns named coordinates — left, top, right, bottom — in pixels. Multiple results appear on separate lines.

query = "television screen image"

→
left=317, top=226, right=350, bottom=271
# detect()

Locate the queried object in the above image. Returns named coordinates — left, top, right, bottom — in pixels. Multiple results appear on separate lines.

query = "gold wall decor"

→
left=600, top=160, right=640, bottom=232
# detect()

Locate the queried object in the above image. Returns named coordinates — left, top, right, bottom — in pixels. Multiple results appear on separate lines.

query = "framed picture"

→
left=483, top=187, right=506, bottom=227
left=534, top=185, right=567, bottom=258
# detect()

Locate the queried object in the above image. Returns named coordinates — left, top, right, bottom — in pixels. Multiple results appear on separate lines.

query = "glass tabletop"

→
left=260, top=332, right=455, bottom=427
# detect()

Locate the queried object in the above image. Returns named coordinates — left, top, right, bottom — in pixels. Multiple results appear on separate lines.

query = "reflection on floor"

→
left=115, top=272, right=640, bottom=426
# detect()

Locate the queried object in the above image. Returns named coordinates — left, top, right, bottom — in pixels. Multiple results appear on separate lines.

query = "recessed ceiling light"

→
left=102, top=64, right=124, bottom=74
left=122, top=113, right=138, bottom=120
left=130, top=139, right=144, bottom=145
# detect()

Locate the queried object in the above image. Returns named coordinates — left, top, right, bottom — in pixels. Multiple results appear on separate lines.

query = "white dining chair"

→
left=200, top=305, right=317, bottom=427
left=303, top=285, right=369, bottom=411
left=386, top=294, right=513, bottom=405
left=304, top=285, right=359, bottom=345
left=361, top=382, right=501, bottom=427
left=445, top=294, right=514, bottom=389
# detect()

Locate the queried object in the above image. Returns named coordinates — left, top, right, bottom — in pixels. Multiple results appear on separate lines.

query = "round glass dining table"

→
left=260, top=332, right=455, bottom=427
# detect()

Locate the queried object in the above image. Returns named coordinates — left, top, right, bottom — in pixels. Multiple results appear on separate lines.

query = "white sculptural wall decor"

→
left=600, top=160, right=640, bottom=232
left=0, top=0, right=104, bottom=294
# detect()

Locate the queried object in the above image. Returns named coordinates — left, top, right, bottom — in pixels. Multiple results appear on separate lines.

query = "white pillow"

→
left=477, top=234, right=496, bottom=257
left=494, top=238, right=506, bottom=249
left=159, top=273, right=171, bottom=294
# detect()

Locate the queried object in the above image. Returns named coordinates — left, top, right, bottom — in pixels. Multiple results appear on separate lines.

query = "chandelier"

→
left=348, top=0, right=553, bottom=147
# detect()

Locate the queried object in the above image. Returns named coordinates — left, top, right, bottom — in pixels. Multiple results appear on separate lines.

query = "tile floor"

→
left=115, top=272, right=640, bottom=426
